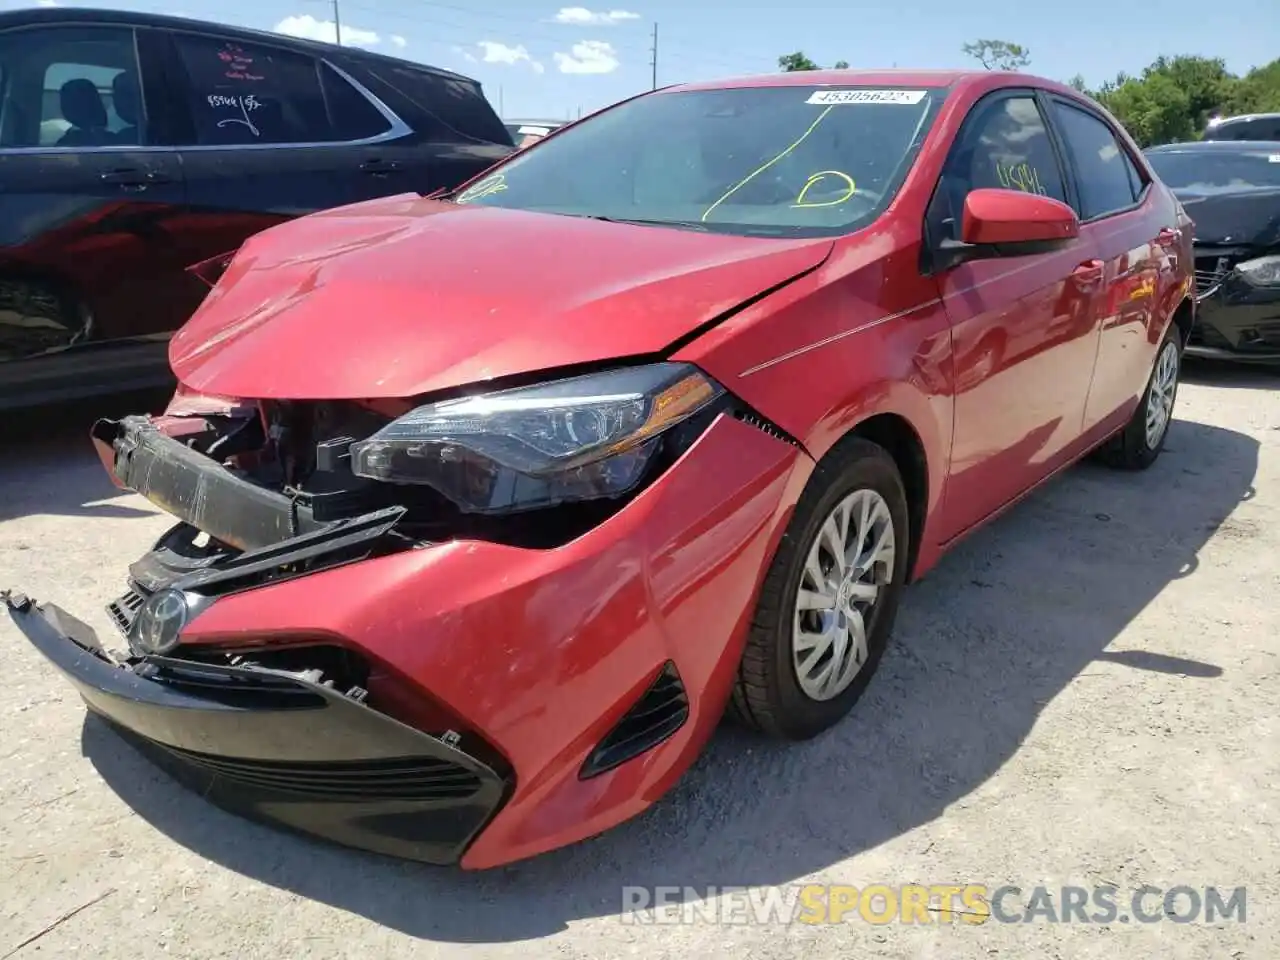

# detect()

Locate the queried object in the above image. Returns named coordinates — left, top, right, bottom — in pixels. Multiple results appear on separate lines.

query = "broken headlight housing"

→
left=1236, top=255, right=1280, bottom=287
left=349, top=362, right=724, bottom=514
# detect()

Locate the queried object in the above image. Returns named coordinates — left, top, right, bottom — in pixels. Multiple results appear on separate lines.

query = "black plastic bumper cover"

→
left=4, top=592, right=507, bottom=865
left=92, top=415, right=327, bottom=551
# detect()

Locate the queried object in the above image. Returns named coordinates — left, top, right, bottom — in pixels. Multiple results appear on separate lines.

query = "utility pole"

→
left=649, top=22, right=658, bottom=89
left=332, top=0, right=342, bottom=45
left=498, top=85, right=504, bottom=117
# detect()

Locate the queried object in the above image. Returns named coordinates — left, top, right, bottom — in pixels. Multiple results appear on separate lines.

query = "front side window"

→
left=1145, top=148, right=1280, bottom=193
left=171, top=32, right=385, bottom=145
left=452, top=85, right=942, bottom=237
left=927, top=94, right=1067, bottom=244
left=1051, top=101, right=1139, bottom=220
left=0, top=25, right=146, bottom=149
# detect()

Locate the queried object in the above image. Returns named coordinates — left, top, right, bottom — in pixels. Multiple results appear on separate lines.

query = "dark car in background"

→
left=0, top=6, right=514, bottom=409
left=1145, top=140, right=1280, bottom=363
left=1202, top=113, right=1280, bottom=142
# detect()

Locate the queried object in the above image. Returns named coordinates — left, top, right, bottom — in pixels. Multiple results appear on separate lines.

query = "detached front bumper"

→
left=3, top=592, right=508, bottom=865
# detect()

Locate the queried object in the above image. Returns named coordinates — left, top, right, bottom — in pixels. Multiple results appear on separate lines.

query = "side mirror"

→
left=932, top=188, right=1080, bottom=273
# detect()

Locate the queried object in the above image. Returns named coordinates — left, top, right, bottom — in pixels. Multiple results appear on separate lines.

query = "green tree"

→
left=1142, top=55, right=1233, bottom=131
left=1223, top=59, right=1280, bottom=114
left=1096, top=74, right=1195, bottom=146
left=961, top=39, right=1031, bottom=71
left=778, top=52, right=821, bottom=72
left=777, top=52, right=849, bottom=71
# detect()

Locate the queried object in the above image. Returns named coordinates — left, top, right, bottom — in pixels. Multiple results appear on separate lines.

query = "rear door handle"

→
left=360, top=158, right=401, bottom=175
left=1071, top=259, right=1105, bottom=285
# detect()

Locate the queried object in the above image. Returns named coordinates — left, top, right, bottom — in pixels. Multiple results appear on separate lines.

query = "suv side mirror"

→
left=933, top=188, right=1080, bottom=272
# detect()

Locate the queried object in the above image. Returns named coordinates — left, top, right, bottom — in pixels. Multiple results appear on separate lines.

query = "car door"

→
left=1046, top=97, right=1172, bottom=433
left=157, top=28, right=416, bottom=276
left=926, top=90, right=1105, bottom=541
left=0, top=21, right=189, bottom=406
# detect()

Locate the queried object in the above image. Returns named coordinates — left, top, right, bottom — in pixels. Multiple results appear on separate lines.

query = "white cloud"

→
left=475, top=41, right=544, bottom=73
left=391, top=35, right=407, bottom=48
left=36, top=0, right=59, bottom=6
left=551, top=7, right=639, bottom=25
left=273, top=14, right=380, bottom=48
left=553, top=40, right=619, bottom=74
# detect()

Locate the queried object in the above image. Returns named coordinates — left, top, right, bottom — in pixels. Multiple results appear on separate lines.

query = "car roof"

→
left=0, top=5, right=481, bottom=85
left=665, top=68, right=1072, bottom=94
left=1208, top=113, right=1280, bottom=125
left=1146, top=140, right=1280, bottom=153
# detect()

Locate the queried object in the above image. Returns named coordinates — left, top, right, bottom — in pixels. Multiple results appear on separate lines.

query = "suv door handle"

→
left=1071, top=259, right=1105, bottom=285
left=360, top=158, right=401, bottom=175
left=100, top=168, right=172, bottom=189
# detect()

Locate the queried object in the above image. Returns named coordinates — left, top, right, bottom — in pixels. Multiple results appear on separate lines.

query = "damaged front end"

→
left=1188, top=246, right=1280, bottom=361
left=4, top=396, right=517, bottom=864
left=6, top=360, right=742, bottom=863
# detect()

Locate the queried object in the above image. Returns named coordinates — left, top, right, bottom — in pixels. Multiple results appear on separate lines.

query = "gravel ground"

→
left=1, top=363, right=1277, bottom=960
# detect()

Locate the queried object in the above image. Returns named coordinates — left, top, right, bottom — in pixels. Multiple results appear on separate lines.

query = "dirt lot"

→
left=1, top=364, right=1277, bottom=960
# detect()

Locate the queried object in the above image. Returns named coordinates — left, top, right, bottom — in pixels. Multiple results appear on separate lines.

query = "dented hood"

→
left=170, top=194, right=834, bottom=399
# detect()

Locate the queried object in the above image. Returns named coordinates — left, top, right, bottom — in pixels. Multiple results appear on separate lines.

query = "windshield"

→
left=1146, top=149, right=1280, bottom=193
left=454, top=86, right=942, bottom=237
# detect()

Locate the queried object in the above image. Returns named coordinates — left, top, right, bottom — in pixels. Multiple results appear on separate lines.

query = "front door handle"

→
left=360, top=158, right=401, bottom=176
left=100, top=168, right=172, bottom=190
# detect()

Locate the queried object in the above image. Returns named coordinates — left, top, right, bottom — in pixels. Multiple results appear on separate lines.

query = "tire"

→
left=1096, top=323, right=1182, bottom=471
left=729, top=436, right=911, bottom=740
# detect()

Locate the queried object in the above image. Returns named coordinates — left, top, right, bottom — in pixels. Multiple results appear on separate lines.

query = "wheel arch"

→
left=838, top=412, right=931, bottom=584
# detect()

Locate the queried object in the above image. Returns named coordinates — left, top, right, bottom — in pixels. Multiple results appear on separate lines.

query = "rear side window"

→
left=320, top=64, right=391, bottom=140
left=170, top=32, right=389, bottom=145
left=0, top=24, right=147, bottom=148
left=927, top=94, right=1067, bottom=244
left=362, top=64, right=511, bottom=144
left=1051, top=101, right=1139, bottom=220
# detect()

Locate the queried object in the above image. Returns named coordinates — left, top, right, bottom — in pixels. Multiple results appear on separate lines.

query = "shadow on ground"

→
left=0, top=388, right=170, bottom=522
left=1181, top=356, right=1280, bottom=390
left=81, top=418, right=1258, bottom=943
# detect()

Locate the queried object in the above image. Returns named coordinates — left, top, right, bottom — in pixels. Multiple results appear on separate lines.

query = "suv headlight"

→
left=1236, top=254, right=1280, bottom=287
left=350, top=362, right=724, bottom=514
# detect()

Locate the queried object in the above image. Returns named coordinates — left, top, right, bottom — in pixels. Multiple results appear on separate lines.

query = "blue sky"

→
left=7, top=0, right=1279, bottom=120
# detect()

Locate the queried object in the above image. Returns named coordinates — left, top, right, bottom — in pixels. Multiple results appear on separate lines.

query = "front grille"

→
left=106, top=584, right=149, bottom=636
left=156, top=747, right=484, bottom=801
left=1193, top=254, right=1232, bottom=299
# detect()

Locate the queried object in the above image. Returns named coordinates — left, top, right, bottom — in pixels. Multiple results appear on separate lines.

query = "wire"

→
left=700, top=105, right=835, bottom=221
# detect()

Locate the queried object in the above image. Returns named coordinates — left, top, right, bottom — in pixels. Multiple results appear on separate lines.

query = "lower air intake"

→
left=580, top=661, right=689, bottom=779
left=154, top=746, right=484, bottom=801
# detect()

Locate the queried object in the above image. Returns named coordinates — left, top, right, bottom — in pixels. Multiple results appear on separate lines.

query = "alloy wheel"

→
left=1145, top=340, right=1179, bottom=450
left=792, top=488, right=896, bottom=701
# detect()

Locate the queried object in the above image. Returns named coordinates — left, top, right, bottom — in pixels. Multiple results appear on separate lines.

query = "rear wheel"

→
left=1096, top=323, right=1181, bottom=470
left=729, top=437, right=910, bottom=740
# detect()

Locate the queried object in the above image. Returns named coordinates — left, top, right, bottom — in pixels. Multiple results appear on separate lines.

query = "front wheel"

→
left=729, top=437, right=910, bottom=740
left=1096, top=324, right=1181, bottom=471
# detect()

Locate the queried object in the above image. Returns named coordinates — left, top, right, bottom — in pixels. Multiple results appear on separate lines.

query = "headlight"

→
left=1236, top=254, right=1280, bottom=287
left=349, top=362, right=724, bottom=514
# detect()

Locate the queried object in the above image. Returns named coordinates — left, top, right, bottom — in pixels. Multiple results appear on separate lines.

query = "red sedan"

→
left=6, top=68, right=1194, bottom=869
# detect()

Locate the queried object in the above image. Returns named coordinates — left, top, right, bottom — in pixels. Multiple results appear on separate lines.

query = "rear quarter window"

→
left=358, top=63, right=511, bottom=144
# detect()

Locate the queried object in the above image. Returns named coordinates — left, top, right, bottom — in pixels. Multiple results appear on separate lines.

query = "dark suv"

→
left=0, top=7, right=514, bottom=409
